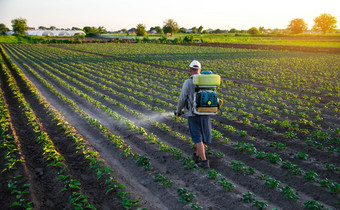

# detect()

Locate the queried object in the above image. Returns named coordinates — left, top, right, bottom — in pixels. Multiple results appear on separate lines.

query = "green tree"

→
left=82, top=26, right=106, bottom=37
left=72, top=27, right=82, bottom=30
left=247, top=27, right=261, bottom=35
left=150, top=26, right=163, bottom=34
left=38, top=26, right=47, bottom=30
left=155, top=26, right=163, bottom=34
left=198, top=26, right=204, bottom=34
left=178, top=27, right=187, bottom=33
left=163, top=19, right=179, bottom=36
left=11, top=18, right=28, bottom=35
left=287, top=18, right=308, bottom=34
left=312, top=13, right=337, bottom=33
left=191, top=27, right=197, bottom=34
left=212, top=29, right=222, bottom=33
left=0, top=23, right=10, bottom=35
left=259, top=26, right=265, bottom=33
left=49, top=26, right=56, bottom=30
left=83, top=26, right=98, bottom=37
left=136, top=24, right=147, bottom=36
left=229, top=28, right=238, bottom=33
left=97, top=26, right=107, bottom=34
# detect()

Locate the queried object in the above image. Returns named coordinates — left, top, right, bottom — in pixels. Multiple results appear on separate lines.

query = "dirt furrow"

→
left=0, top=56, right=70, bottom=210
left=4, top=54, right=128, bottom=209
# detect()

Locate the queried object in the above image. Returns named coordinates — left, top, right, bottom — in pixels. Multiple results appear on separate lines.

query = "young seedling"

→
left=304, top=170, right=318, bottom=183
left=207, top=169, right=220, bottom=180
left=265, top=178, right=280, bottom=189
left=242, top=191, right=255, bottom=203
left=177, top=187, right=196, bottom=204
left=296, top=152, right=308, bottom=160
left=218, top=177, right=235, bottom=192
left=252, top=200, right=268, bottom=210
left=190, top=202, right=203, bottom=210
left=303, top=201, right=324, bottom=210
left=280, top=186, right=299, bottom=201
left=136, top=155, right=151, bottom=170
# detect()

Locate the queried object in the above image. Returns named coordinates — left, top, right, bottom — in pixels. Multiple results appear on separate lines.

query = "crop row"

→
left=0, top=60, right=32, bottom=208
left=7, top=43, right=338, bottom=175
left=0, top=46, right=147, bottom=209
left=3, top=44, right=283, bottom=209
left=61, top=43, right=340, bottom=98
left=1, top=45, right=226, bottom=209
left=5, top=43, right=339, bottom=180
left=2, top=44, right=338, bottom=208
left=7, top=44, right=339, bottom=157
left=0, top=52, right=98, bottom=209
left=14, top=44, right=339, bottom=145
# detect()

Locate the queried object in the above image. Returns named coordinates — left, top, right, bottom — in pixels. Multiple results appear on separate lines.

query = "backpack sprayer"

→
left=174, top=71, right=223, bottom=116
left=193, top=71, right=222, bottom=115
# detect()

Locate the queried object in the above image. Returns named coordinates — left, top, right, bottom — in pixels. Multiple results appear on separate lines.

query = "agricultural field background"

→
left=100, top=33, right=340, bottom=48
left=0, top=42, right=339, bottom=209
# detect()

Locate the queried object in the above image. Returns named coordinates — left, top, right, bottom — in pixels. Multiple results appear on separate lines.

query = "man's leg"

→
left=196, top=142, right=206, bottom=160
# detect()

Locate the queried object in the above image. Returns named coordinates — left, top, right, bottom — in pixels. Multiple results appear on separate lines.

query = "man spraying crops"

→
left=175, top=60, right=212, bottom=169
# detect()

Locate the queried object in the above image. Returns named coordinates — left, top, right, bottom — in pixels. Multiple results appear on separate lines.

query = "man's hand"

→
left=174, top=111, right=182, bottom=117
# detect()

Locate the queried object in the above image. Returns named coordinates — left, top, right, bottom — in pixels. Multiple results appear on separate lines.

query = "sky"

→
left=0, top=0, right=339, bottom=31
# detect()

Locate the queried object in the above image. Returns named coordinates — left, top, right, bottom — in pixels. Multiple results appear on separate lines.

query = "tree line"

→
left=0, top=13, right=337, bottom=37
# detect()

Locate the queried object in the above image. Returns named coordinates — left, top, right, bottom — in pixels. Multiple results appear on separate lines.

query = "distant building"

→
left=128, top=28, right=136, bottom=34
left=24, top=30, right=85, bottom=36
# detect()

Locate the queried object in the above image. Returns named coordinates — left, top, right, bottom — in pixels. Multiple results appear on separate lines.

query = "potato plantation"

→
left=0, top=43, right=339, bottom=210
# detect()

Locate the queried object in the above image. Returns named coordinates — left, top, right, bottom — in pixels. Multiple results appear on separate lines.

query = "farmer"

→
left=176, top=60, right=212, bottom=169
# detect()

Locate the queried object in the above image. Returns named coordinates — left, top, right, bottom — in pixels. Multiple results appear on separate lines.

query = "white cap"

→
left=189, top=60, right=201, bottom=69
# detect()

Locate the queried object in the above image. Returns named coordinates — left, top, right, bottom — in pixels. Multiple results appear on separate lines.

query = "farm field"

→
left=0, top=43, right=339, bottom=209
left=99, top=34, right=340, bottom=48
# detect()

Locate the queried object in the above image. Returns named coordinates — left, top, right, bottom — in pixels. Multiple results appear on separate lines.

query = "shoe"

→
left=192, top=152, right=208, bottom=163
left=192, top=153, right=200, bottom=163
left=197, top=160, right=210, bottom=169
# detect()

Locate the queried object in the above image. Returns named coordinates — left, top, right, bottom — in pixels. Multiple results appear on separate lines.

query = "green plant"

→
left=231, top=160, right=254, bottom=175
left=325, top=163, right=335, bottom=171
left=304, top=170, right=318, bottom=183
left=177, top=187, right=195, bottom=204
left=319, top=178, right=331, bottom=188
left=328, top=182, right=340, bottom=194
left=252, top=200, right=268, bottom=210
left=218, top=177, right=234, bottom=192
left=303, top=201, right=324, bottom=210
left=207, top=169, right=220, bottom=180
left=265, top=153, right=282, bottom=164
left=280, top=186, right=299, bottom=201
left=136, top=155, right=151, bottom=170
left=181, top=156, right=197, bottom=170
left=264, top=178, right=280, bottom=189
left=190, top=202, right=203, bottom=210
left=154, top=173, right=173, bottom=187
left=242, top=191, right=255, bottom=203
left=296, top=152, right=308, bottom=160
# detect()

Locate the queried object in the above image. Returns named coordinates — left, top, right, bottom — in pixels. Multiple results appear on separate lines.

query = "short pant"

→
left=188, top=115, right=212, bottom=144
